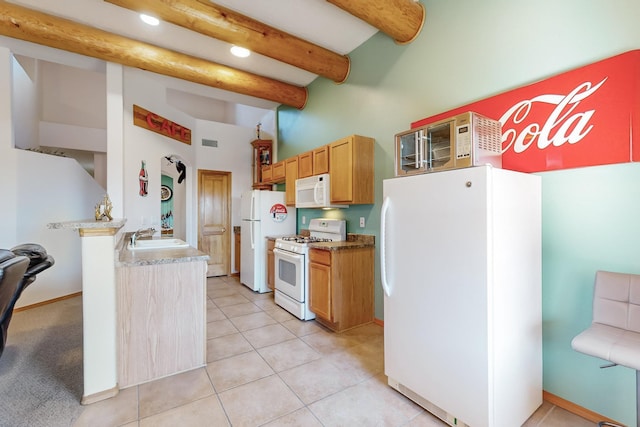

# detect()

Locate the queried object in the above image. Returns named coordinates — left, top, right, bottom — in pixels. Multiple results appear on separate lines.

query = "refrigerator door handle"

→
left=380, top=196, right=392, bottom=297
left=250, top=221, right=256, bottom=249
left=250, top=193, right=256, bottom=220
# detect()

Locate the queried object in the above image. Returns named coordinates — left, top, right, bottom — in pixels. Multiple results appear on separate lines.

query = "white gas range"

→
left=273, top=218, right=346, bottom=320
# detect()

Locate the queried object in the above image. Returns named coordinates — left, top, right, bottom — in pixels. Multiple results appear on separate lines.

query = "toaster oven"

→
left=394, top=111, right=502, bottom=176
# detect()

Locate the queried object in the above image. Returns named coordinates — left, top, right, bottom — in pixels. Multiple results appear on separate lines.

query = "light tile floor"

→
left=73, top=275, right=597, bottom=426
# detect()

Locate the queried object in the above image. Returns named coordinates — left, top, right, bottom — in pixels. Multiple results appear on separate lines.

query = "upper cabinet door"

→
left=329, top=137, right=353, bottom=203
left=313, top=145, right=330, bottom=175
left=298, top=151, right=314, bottom=178
left=261, top=164, right=273, bottom=183
left=285, top=157, right=298, bottom=206
left=329, top=135, right=374, bottom=204
left=272, top=160, right=286, bottom=183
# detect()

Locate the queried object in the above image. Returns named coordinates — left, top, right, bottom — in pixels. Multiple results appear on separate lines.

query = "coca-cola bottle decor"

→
left=139, top=160, right=148, bottom=197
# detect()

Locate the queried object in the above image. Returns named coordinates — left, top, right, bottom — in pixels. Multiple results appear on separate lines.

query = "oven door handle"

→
left=273, top=247, right=304, bottom=262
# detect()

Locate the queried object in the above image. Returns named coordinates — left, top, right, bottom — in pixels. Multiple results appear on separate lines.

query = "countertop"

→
left=47, top=218, right=126, bottom=231
left=116, top=233, right=209, bottom=267
left=310, top=234, right=375, bottom=251
left=266, top=233, right=375, bottom=250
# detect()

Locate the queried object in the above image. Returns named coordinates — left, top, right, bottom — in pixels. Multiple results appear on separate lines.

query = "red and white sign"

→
left=412, top=50, right=640, bottom=173
left=270, top=204, right=288, bottom=222
left=133, top=104, right=192, bottom=145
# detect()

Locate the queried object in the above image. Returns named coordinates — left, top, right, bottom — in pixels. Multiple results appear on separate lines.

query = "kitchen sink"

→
left=127, top=238, right=189, bottom=250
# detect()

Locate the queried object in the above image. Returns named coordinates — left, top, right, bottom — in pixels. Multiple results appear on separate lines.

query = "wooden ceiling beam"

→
left=104, top=0, right=351, bottom=84
left=327, top=0, right=425, bottom=44
left=0, top=1, right=308, bottom=109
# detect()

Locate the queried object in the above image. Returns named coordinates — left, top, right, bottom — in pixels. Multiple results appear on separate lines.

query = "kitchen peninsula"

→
left=116, top=234, right=209, bottom=388
left=47, top=219, right=208, bottom=402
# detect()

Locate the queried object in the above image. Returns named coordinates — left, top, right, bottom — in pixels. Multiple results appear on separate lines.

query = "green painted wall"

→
left=276, top=0, right=640, bottom=424
left=539, top=163, right=640, bottom=424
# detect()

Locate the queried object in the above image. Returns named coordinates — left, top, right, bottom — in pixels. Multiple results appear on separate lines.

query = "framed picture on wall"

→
left=161, top=185, right=173, bottom=201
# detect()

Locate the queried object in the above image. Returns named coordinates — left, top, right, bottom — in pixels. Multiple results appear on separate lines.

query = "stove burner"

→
left=280, top=236, right=333, bottom=244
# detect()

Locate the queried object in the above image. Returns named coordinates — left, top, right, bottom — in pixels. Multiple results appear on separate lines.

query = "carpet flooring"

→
left=0, top=297, right=84, bottom=427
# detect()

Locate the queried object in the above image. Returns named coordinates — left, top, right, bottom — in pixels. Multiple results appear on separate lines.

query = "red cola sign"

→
left=412, top=50, right=640, bottom=173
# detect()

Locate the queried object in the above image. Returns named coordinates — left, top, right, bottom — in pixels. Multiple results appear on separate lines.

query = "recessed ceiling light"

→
left=230, top=46, right=251, bottom=58
left=140, top=14, right=160, bottom=26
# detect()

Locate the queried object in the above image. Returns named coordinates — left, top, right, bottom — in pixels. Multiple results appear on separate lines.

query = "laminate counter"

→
left=308, top=233, right=375, bottom=251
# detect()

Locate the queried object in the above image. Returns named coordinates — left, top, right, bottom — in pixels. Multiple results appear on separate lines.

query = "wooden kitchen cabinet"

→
left=298, top=151, right=314, bottom=178
left=313, top=145, right=330, bottom=175
left=272, top=160, right=286, bottom=183
left=285, top=157, right=298, bottom=206
left=262, top=160, right=285, bottom=185
left=309, top=249, right=332, bottom=320
left=308, top=246, right=374, bottom=332
left=251, top=139, right=273, bottom=190
left=234, top=229, right=241, bottom=274
left=266, top=238, right=275, bottom=291
left=329, top=135, right=374, bottom=204
left=261, top=164, right=273, bottom=183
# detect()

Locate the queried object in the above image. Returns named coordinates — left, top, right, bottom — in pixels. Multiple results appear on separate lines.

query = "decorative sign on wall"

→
left=139, top=160, right=148, bottom=197
left=412, top=50, right=640, bottom=173
left=133, top=104, right=192, bottom=145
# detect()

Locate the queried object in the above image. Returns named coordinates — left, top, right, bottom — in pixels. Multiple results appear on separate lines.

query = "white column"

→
left=106, top=62, right=124, bottom=219
left=48, top=219, right=125, bottom=404
left=79, top=227, right=120, bottom=404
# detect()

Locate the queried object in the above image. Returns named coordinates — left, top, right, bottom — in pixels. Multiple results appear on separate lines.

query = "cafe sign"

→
left=133, top=104, right=192, bottom=145
left=412, top=50, right=640, bottom=173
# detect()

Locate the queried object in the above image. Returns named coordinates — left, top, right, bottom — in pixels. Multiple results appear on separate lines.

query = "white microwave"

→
left=295, top=174, right=347, bottom=209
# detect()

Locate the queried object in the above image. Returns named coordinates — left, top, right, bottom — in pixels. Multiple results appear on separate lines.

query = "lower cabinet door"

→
left=309, top=261, right=332, bottom=322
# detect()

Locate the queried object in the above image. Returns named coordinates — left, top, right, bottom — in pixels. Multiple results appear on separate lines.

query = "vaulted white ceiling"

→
left=0, top=0, right=419, bottom=112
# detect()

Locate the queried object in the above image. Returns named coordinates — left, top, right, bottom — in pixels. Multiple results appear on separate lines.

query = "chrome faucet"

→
left=130, top=227, right=156, bottom=246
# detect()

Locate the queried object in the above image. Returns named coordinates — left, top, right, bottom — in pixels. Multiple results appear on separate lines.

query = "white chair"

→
left=572, top=270, right=640, bottom=427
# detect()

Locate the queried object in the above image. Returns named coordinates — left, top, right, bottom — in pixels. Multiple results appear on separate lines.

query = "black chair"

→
left=10, top=244, right=55, bottom=296
left=0, top=250, right=30, bottom=358
left=0, top=244, right=55, bottom=358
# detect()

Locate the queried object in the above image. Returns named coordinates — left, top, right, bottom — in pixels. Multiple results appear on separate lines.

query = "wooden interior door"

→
left=198, top=170, right=231, bottom=277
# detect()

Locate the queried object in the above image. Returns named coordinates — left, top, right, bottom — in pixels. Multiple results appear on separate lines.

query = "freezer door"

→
left=256, top=190, right=285, bottom=220
left=240, top=190, right=258, bottom=220
left=253, top=191, right=296, bottom=237
left=382, top=167, right=491, bottom=427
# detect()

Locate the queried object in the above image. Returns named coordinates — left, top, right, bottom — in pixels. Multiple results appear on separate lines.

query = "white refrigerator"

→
left=240, top=190, right=295, bottom=293
left=380, top=165, right=542, bottom=427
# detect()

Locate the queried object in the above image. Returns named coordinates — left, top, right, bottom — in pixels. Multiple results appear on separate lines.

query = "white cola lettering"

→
left=500, top=78, right=606, bottom=153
